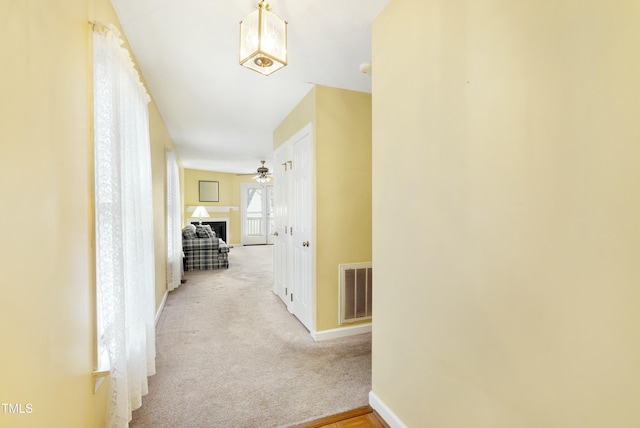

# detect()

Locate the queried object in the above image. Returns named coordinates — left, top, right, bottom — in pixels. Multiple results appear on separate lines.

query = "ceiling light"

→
left=239, top=1, right=288, bottom=76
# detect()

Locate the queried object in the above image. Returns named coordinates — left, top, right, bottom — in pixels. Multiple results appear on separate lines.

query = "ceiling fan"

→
left=237, top=160, right=272, bottom=183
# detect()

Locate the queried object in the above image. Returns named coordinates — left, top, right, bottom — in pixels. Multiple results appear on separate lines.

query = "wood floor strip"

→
left=289, top=406, right=390, bottom=428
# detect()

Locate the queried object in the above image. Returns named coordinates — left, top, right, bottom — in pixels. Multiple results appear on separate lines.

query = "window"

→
left=92, top=22, right=156, bottom=426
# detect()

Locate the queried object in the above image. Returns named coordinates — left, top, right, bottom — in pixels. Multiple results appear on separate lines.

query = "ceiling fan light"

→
left=239, top=1, right=288, bottom=76
left=251, top=160, right=272, bottom=183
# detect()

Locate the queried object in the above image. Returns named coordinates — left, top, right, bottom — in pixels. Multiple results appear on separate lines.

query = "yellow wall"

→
left=273, top=86, right=317, bottom=150
left=274, top=85, right=372, bottom=332
left=372, top=1, right=640, bottom=427
left=183, top=168, right=260, bottom=245
left=315, top=86, right=372, bottom=330
left=0, top=1, right=177, bottom=426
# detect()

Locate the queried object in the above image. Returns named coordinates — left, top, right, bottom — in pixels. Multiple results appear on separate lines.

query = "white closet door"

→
left=273, top=144, right=292, bottom=308
left=291, top=128, right=313, bottom=332
left=266, top=185, right=275, bottom=245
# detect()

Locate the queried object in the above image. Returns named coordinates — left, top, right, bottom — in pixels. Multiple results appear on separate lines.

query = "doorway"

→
left=240, top=183, right=274, bottom=245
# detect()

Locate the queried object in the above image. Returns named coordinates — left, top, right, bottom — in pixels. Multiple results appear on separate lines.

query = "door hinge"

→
left=290, top=293, right=293, bottom=302
left=285, top=287, right=287, bottom=295
left=290, top=226, right=293, bottom=235
left=288, top=160, right=293, bottom=170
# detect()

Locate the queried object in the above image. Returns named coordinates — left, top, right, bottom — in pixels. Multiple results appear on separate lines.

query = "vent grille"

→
left=339, top=263, right=372, bottom=325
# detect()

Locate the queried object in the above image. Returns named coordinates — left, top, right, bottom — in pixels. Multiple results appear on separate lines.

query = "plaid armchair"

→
left=182, top=224, right=229, bottom=271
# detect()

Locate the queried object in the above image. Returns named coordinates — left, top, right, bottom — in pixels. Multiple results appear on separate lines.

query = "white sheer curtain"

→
left=93, top=24, right=156, bottom=428
left=166, top=149, right=182, bottom=291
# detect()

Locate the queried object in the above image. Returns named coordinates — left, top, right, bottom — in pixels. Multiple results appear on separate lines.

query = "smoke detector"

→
left=359, top=61, right=372, bottom=75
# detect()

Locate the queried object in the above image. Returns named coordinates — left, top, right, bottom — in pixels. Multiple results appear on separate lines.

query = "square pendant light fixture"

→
left=239, top=1, right=288, bottom=76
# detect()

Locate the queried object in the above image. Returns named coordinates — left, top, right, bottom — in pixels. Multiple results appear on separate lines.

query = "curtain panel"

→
left=93, top=23, right=156, bottom=428
left=166, top=149, right=182, bottom=291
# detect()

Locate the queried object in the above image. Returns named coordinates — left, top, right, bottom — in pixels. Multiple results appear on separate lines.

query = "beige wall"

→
left=0, top=1, right=177, bottom=426
left=372, top=1, right=640, bottom=427
left=183, top=168, right=260, bottom=245
left=274, top=85, right=372, bottom=332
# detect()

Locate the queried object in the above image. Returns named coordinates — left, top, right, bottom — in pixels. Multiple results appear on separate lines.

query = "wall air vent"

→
left=339, top=263, right=372, bottom=325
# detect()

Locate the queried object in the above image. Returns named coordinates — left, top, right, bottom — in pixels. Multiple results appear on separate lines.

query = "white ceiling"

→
left=111, top=0, right=389, bottom=175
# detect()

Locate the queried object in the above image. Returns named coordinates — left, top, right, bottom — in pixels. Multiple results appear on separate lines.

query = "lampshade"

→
left=191, top=206, right=210, bottom=224
left=239, top=1, right=288, bottom=76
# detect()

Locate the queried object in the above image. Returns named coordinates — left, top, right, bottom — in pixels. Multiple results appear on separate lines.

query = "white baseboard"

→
left=369, top=391, right=408, bottom=428
left=311, top=323, right=371, bottom=342
left=155, top=290, right=168, bottom=326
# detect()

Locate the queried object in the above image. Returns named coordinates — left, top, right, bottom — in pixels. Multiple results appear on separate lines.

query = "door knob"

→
left=302, top=241, right=310, bottom=247
left=273, top=231, right=279, bottom=236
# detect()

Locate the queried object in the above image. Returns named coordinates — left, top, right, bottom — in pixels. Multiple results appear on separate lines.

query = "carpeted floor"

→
left=130, top=245, right=371, bottom=428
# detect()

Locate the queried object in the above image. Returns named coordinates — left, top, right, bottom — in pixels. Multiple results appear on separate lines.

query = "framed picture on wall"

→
left=199, top=180, right=219, bottom=202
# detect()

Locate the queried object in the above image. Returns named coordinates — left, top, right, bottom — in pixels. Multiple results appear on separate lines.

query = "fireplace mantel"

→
left=187, top=205, right=238, bottom=213
left=188, top=218, right=230, bottom=244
